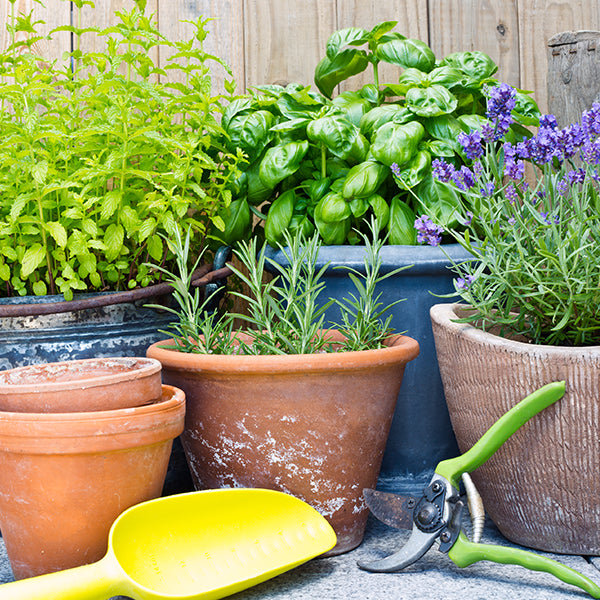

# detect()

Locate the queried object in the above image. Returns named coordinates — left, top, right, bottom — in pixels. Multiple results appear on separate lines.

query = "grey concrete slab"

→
left=0, top=515, right=598, bottom=599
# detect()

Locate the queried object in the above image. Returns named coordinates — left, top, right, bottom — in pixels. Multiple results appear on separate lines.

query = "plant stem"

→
left=321, top=142, right=327, bottom=179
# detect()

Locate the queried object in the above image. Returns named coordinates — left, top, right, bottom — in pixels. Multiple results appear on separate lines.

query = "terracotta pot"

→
left=0, top=384, right=185, bottom=579
left=147, top=331, right=419, bottom=555
left=0, top=357, right=162, bottom=412
left=431, top=302, right=600, bottom=554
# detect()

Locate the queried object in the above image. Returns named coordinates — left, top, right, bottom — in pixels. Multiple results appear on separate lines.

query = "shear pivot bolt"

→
left=440, top=531, right=451, bottom=543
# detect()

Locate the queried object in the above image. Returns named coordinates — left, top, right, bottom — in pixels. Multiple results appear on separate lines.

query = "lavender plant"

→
left=417, top=83, right=600, bottom=346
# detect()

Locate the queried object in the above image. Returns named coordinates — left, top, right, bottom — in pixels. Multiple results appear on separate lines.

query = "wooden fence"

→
left=2, top=0, right=600, bottom=115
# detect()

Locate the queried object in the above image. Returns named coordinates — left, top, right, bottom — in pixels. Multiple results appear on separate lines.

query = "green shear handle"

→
left=436, top=381, right=566, bottom=488
left=449, top=531, right=600, bottom=599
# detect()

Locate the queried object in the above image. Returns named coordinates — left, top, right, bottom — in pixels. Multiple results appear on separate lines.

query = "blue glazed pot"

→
left=264, top=243, right=473, bottom=482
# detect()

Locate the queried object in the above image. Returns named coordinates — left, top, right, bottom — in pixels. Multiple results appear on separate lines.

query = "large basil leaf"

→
left=342, top=160, right=388, bottom=199
left=264, top=189, right=295, bottom=246
left=392, top=150, right=431, bottom=189
left=211, top=198, right=252, bottom=246
left=314, top=49, right=369, bottom=98
left=406, top=85, right=458, bottom=117
left=457, top=114, right=488, bottom=132
left=326, top=27, right=369, bottom=59
left=387, top=195, right=417, bottom=244
left=259, top=140, right=310, bottom=188
left=332, top=92, right=373, bottom=127
left=288, top=213, right=315, bottom=238
left=222, top=97, right=255, bottom=131
left=370, top=21, right=399, bottom=41
left=440, top=51, right=498, bottom=89
left=314, top=192, right=351, bottom=244
left=429, top=66, right=464, bottom=88
left=348, top=133, right=369, bottom=164
left=415, top=173, right=461, bottom=230
left=512, top=91, right=541, bottom=126
left=370, top=120, right=425, bottom=166
left=375, top=38, right=435, bottom=72
left=424, top=114, right=465, bottom=147
left=245, top=160, right=275, bottom=206
left=359, top=104, right=413, bottom=139
left=368, top=193, right=390, bottom=229
left=227, top=110, right=276, bottom=155
left=307, top=115, right=359, bottom=160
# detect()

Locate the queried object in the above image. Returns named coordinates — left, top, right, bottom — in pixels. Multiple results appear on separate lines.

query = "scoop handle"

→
left=0, top=557, right=122, bottom=600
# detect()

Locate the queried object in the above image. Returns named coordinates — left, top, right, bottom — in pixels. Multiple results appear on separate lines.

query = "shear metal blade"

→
left=357, top=527, right=437, bottom=573
left=363, top=488, right=414, bottom=530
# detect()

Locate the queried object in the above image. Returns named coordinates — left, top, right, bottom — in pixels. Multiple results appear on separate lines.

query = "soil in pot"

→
left=147, top=331, right=419, bottom=555
left=0, top=357, right=163, bottom=413
left=0, top=384, right=185, bottom=579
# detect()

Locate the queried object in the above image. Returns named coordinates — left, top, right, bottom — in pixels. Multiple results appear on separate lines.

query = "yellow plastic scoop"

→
left=1, top=488, right=337, bottom=600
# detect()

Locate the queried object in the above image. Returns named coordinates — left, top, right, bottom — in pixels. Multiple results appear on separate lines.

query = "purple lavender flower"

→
left=582, top=103, right=600, bottom=136
left=414, top=215, right=444, bottom=246
left=556, top=178, right=569, bottom=196
left=432, top=158, right=455, bottom=183
left=539, top=114, right=558, bottom=130
left=463, top=210, right=474, bottom=226
left=485, top=83, right=516, bottom=140
left=503, top=143, right=525, bottom=180
left=481, top=181, right=495, bottom=197
left=452, top=165, right=476, bottom=191
left=567, top=168, right=585, bottom=185
left=458, top=130, right=484, bottom=160
left=455, top=274, right=476, bottom=290
left=390, top=162, right=402, bottom=178
left=505, top=184, right=519, bottom=204
left=507, top=216, right=517, bottom=226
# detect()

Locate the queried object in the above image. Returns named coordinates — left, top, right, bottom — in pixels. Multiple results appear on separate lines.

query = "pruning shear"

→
left=359, top=381, right=600, bottom=599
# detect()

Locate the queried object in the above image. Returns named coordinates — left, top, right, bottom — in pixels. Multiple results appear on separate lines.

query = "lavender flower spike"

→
left=414, top=215, right=443, bottom=246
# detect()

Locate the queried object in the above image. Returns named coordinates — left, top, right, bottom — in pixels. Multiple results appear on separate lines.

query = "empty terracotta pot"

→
left=147, top=331, right=419, bottom=555
left=0, top=384, right=185, bottom=579
left=0, top=357, right=162, bottom=412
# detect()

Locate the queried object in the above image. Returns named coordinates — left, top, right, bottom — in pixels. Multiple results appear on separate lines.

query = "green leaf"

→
left=406, top=85, right=458, bottom=117
left=370, top=121, right=425, bottom=167
left=392, top=150, right=431, bottom=189
left=104, top=224, right=125, bottom=262
left=259, top=140, right=309, bottom=188
left=44, top=221, right=68, bottom=248
left=147, top=234, right=163, bottom=261
left=388, top=196, right=416, bottom=244
left=307, top=116, right=359, bottom=160
left=33, top=280, right=47, bottom=296
left=314, top=49, right=369, bottom=98
left=359, top=104, right=413, bottom=139
left=139, top=217, right=157, bottom=241
left=440, top=51, right=498, bottom=88
left=101, top=190, right=123, bottom=220
left=325, top=27, right=369, bottom=59
left=21, top=244, right=46, bottom=278
left=265, top=189, right=295, bottom=247
left=342, top=160, right=388, bottom=199
left=375, top=38, right=435, bottom=72
left=30, top=160, right=49, bottom=186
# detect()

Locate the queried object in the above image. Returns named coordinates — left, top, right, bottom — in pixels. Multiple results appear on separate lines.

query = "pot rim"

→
left=430, top=302, right=600, bottom=355
left=0, top=357, right=162, bottom=393
left=146, top=330, right=420, bottom=374
left=0, top=384, right=185, bottom=452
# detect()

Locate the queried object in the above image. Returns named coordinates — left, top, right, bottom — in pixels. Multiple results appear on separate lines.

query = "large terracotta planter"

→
left=431, top=302, right=600, bottom=554
left=0, top=384, right=185, bottom=579
left=0, top=357, right=162, bottom=412
left=147, top=331, right=419, bottom=555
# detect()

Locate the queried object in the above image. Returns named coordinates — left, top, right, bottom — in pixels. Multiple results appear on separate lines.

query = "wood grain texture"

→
left=518, top=0, right=600, bottom=114
left=429, top=0, right=521, bottom=88
left=157, top=0, right=243, bottom=93
left=243, top=0, right=335, bottom=90
left=0, top=0, right=71, bottom=64
left=337, top=0, right=429, bottom=91
left=548, top=31, right=600, bottom=126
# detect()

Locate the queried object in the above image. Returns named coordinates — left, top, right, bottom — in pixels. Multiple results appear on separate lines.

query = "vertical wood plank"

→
left=243, top=0, right=336, bottom=90
left=157, top=0, right=244, bottom=94
left=337, top=0, right=429, bottom=91
left=0, top=0, right=71, bottom=64
left=518, top=0, right=600, bottom=114
left=428, top=0, right=521, bottom=88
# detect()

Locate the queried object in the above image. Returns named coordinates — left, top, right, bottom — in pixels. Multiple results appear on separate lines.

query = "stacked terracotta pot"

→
left=0, top=357, right=185, bottom=579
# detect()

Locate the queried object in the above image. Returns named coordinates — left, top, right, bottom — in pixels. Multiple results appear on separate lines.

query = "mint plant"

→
left=0, top=0, right=241, bottom=298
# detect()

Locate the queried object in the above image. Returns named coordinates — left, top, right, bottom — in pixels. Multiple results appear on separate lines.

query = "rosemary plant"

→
left=153, top=224, right=405, bottom=355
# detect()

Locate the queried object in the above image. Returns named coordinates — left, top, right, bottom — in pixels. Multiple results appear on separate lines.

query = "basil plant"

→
left=218, top=21, right=540, bottom=247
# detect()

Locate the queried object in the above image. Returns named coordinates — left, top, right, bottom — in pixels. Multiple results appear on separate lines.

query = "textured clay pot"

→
left=431, top=302, right=600, bottom=554
left=0, top=384, right=185, bottom=579
left=0, top=356, right=162, bottom=413
left=147, top=331, right=419, bottom=555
